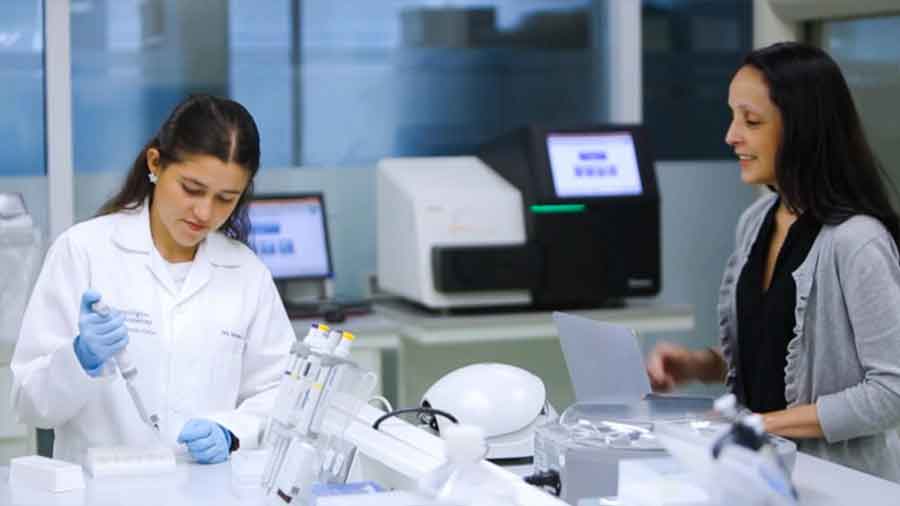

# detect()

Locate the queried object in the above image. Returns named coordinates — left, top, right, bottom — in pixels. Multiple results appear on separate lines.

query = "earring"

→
left=148, top=172, right=159, bottom=184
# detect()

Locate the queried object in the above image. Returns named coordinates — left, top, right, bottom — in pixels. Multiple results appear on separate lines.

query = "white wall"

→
left=650, top=160, right=757, bottom=378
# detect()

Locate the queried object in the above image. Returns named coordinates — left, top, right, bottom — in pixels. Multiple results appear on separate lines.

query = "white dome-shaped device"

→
left=422, top=363, right=546, bottom=437
left=421, top=363, right=556, bottom=461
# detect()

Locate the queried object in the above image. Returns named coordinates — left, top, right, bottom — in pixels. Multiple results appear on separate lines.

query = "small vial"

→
left=333, top=331, right=355, bottom=358
left=301, top=323, right=320, bottom=345
left=325, top=329, right=343, bottom=353
left=308, top=324, right=332, bottom=353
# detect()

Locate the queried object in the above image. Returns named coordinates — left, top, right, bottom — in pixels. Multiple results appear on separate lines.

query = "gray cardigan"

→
left=718, top=193, right=900, bottom=482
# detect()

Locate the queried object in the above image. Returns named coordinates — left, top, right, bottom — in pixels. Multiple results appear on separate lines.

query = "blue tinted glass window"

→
left=231, top=0, right=604, bottom=167
left=73, top=1, right=605, bottom=172
left=72, top=1, right=229, bottom=173
left=642, top=0, right=753, bottom=159
left=0, top=1, right=45, bottom=176
left=230, top=1, right=294, bottom=168
left=815, top=16, right=900, bottom=198
left=295, top=0, right=601, bottom=167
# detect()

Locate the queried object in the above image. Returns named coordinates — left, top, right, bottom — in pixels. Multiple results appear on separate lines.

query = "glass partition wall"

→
left=811, top=16, right=900, bottom=203
left=0, top=0, right=45, bottom=462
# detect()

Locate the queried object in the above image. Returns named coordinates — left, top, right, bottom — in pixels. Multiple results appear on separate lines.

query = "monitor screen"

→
left=247, top=195, right=332, bottom=280
left=546, top=132, right=644, bottom=198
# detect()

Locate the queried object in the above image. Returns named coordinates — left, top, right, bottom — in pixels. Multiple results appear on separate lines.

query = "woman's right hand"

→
left=646, top=342, right=720, bottom=392
left=73, top=290, right=129, bottom=376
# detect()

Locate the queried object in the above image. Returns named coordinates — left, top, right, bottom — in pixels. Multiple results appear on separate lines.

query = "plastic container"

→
left=231, top=448, right=270, bottom=499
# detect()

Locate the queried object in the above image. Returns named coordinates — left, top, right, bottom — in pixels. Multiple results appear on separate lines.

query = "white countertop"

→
left=0, top=459, right=261, bottom=506
left=289, top=301, right=694, bottom=348
left=2, top=451, right=897, bottom=506
left=373, top=301, right=694, bottom=345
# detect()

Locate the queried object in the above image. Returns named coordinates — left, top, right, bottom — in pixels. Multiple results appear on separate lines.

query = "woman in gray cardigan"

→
left=646, top=41, right=900, bottom=481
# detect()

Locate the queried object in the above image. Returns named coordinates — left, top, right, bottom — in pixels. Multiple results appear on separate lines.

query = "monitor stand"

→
left=277, top=280, right=372, bottom=322
left=278, top=279, right=329, bottom=307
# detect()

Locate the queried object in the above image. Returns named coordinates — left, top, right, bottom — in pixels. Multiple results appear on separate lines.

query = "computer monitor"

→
left=247, top=193, right=333, bottom=281
left=545, top=131, right=644, bottom=198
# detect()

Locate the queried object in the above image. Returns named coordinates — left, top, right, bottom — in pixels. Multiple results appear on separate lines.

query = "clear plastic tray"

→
left=548, top=396, right=718, bottom=451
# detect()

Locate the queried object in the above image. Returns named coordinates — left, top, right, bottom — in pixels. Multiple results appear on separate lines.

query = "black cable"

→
left=524, top=469, right=561, bottom=496
left=372, top=407, right=458, bottom=431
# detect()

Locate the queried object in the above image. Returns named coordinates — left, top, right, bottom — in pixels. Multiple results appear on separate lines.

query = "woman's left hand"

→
left=177, top=418, right=232, bottom=464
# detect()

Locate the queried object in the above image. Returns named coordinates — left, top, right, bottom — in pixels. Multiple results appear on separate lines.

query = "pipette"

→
left=91, top=300, right=160, bottom=433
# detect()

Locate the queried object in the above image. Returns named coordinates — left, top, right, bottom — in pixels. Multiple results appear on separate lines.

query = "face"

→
left=147, top=148, right=250, bottom=261
left=725, top=65, right=783, bottom=187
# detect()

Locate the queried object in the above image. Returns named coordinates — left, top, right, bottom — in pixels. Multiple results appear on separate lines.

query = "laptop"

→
left=553, top=311, right=652, bottom=403
left=553, top=311, right=714, bottom=418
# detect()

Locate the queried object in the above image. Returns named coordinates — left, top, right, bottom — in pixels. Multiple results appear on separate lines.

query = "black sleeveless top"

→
left=736, top=199, right=821, bottom=413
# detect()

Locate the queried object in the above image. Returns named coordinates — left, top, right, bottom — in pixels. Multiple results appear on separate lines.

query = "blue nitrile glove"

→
left=177, top=419, right=232, bottom=464
left=73, top=290, right=129, bottom=377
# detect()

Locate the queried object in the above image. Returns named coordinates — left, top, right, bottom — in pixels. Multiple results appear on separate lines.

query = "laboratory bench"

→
left=1, top=451, right=898, bottom=505
left=0, top=301, right=693, bottom=468
left=292, top=301, right=694, bottom=410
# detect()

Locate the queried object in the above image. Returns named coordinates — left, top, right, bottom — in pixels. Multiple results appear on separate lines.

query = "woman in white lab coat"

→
left=11, top=95, right=295, bottom=465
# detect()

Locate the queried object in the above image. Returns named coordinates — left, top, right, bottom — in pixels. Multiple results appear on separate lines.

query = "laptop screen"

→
left=553, top=311, right=651, bottom=403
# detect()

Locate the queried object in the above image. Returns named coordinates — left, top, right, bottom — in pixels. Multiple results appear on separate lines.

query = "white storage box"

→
left=9, top=455, right=85, bottom=492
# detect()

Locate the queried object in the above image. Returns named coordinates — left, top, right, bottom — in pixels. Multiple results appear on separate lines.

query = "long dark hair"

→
left=98, top=94, right=261, bottom=243
left=742, top=42, right=900, bottom=247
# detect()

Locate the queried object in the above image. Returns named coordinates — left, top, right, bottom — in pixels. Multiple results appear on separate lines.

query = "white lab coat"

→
left=10, top=203, right=294, bottom=464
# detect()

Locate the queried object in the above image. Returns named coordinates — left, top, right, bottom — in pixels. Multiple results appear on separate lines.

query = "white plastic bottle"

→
left=419, top=424, right=517, bottom=506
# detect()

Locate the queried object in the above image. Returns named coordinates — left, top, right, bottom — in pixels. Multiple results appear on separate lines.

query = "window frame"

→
left=45, top=0, right=74, bottom=240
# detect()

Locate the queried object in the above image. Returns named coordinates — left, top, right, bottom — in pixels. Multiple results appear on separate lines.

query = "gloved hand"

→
left=177, top=419, right=232, bottom=464
left=73, top=290, right=129, bottom=377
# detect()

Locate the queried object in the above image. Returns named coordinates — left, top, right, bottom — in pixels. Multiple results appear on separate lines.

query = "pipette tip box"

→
left=85, top=446, right=176, bottom=477
left=9, top=455, right=86, bottom=492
